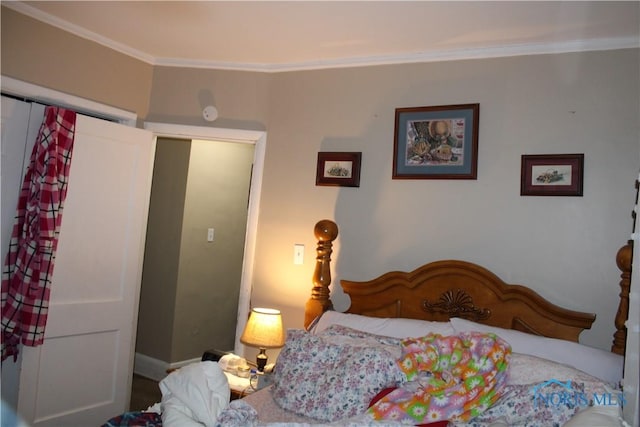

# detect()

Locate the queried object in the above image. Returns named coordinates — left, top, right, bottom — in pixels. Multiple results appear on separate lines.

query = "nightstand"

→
left=224, top=370, right=276, bottom=400
left=223, top=371, right=255, bottom=400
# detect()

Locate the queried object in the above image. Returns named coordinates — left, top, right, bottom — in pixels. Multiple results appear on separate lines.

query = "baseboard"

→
left=134, top=353, right=169, bottom=381
left=134, top=353, right=201, bottom=381
left=168, top=357, right=202, bottom=372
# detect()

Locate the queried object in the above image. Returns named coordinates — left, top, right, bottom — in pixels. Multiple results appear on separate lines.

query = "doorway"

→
left=135, top=137, right=254, bottom=368
left=137, top=123, right=266, bottom=378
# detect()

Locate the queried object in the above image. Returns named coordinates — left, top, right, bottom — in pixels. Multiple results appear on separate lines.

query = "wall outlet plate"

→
left=294, top=244, right=304, bottom=264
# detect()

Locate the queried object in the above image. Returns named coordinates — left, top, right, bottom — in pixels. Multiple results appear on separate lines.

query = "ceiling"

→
left=6, top=1, right=640, bottom=72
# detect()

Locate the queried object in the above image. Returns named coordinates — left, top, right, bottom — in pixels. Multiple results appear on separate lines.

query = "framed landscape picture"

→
left=393, top=103, right=479, bottom=179
left=521, top=154, right=584, bottom=196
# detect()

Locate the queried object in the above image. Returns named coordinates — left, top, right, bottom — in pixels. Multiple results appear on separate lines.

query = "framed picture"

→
left=520, top=154, right=584, bottom=196
left=316, top=152, right=361, bottom=187
left=393, top=103, right=479, bottom=179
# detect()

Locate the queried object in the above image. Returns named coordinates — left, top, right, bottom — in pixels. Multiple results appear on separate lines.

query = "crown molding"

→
left=6, top=2, right=639, bottom=73
left=155, top=37, right=640, bottom=73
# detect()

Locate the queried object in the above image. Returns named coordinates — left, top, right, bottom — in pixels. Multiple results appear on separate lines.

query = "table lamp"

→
left=240, top=307, right=285, bottom=371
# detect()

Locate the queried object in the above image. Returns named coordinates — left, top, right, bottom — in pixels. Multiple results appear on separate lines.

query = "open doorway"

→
left=133, top=123, right=266, bottom=380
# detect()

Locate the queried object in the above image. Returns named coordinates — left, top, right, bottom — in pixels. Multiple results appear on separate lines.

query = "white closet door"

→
left=1, top=97, right=42, bottom=253
left=14, top=113, right=155, bottom=426
left=0, top=96, right=45, bottom=410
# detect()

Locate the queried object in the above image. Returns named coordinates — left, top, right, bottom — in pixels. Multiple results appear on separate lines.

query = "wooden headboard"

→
left=305, top=220, right=629, bottom=352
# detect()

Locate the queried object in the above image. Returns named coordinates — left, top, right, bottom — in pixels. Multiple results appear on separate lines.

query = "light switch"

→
left=207, top=228, right=214, bottom=242
left=294, top=244, right=304, bottom=264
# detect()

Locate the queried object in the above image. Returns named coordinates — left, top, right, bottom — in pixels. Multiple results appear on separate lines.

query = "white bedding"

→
left=159, top=361, right=230, bottom=427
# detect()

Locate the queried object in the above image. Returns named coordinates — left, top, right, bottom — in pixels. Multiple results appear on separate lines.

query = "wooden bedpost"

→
left=612, top=241, right=632, bottom=355
left=304, top=220, right=339, bottom=329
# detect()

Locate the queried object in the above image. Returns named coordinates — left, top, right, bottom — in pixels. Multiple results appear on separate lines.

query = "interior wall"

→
left=138, top=138, right=255, bottom=364
left=249, top=49, right=639, bottom=352
left=137, top=138, right=191, bottom=362
left=0, top=6, right=153, bottom=119
left=172, top=139, right=254, bottom=362
left=146, top=66, right=271, bottom=131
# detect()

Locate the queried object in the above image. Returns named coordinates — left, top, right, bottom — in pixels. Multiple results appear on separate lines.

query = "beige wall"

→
left=138, top=138, right=254, bottom=363
left=173, top=139, right=254, bottom=362
left=137, top=138, right=190, bottom=362
left=147, top=66, right=271, bottom=130
left=3, top=9, right=638, bottom=354
left=250, top=51, right=639, bottom=352
left=1, top=7, right=153, bottom=118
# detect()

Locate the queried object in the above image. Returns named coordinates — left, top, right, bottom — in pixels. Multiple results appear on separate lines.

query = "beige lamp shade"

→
left=240, top=308, right=285, bottom=349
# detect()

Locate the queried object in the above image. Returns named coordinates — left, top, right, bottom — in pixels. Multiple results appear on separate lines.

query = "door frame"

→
left=1, top=76, right=137, bottom=125
left=143, top=122, right=266, bottom=356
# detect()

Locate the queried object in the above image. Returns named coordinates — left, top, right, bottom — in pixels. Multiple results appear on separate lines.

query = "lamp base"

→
left=256, top=348, right=268, bottom=372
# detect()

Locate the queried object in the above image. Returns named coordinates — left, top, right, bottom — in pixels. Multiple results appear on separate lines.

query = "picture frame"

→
left=393, top=103, right=479, bottom=179
left=520, top=154, right=584, bottom=196
left=316, top=152, right=361, bottom=187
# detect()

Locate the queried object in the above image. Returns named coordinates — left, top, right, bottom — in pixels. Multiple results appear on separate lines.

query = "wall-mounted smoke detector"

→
left=202, top=105, right=218, bottom=122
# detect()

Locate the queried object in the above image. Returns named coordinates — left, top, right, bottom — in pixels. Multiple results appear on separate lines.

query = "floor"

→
left=130, top=374, right=162, bottom=411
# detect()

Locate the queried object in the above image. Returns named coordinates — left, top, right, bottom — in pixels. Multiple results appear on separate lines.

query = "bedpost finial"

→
left=314, top=220, right=338, bottom=242
left=612, top=242, right=632, bottom=355
left=615, top=242, right=632, bottom=271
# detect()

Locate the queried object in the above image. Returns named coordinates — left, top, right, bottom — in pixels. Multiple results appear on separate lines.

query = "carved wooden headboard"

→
left=341, top=260, right=594, bottom=342
left=304, top=219, right=629, bottom=352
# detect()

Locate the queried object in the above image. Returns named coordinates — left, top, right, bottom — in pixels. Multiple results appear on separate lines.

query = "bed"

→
left=105, top=219, right=632, bottom=427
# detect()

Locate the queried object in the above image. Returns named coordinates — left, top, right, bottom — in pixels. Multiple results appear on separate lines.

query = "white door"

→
left=1, top=97, right=42, bottom=255
left=0, top=97, right=44, bottom=411
left=6, top=110, right=155, bottom=426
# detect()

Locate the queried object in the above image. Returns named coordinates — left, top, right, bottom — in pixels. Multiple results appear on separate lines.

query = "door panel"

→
left=1, top=97, right=43, bottom=256
left=0, top=96, right=45, bottom=410
left=29, top=331, right=118, bottom=416
left=15, top=113, right=155, bottom=426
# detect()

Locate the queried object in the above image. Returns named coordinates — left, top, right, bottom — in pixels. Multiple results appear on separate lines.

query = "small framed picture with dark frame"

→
left=520, top=154, right=584, bottom=196
left=316, top=152, right=361, bottom=187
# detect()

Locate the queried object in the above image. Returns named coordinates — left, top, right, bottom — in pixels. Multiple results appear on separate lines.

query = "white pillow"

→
left=450, top=317, right=623, bottom=385
left=310, top=310, right=455, bottom=338
left=562, top=404, right=625, bottom=427
left=508, top=353, right=609, bottom=390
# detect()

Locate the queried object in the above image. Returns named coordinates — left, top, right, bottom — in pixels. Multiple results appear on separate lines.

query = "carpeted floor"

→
left=130, top=374, right=162, bottom=411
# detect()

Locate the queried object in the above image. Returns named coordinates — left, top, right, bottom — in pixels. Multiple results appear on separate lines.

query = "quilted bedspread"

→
left=368, top=332, right=511, bottom=424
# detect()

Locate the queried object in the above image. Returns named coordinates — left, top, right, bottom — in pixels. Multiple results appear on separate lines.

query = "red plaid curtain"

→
left=1, top=106, right=76, bottom=362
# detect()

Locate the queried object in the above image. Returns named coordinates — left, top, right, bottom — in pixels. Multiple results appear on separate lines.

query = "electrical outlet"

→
left=294, top=244, right=304, bottom=264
